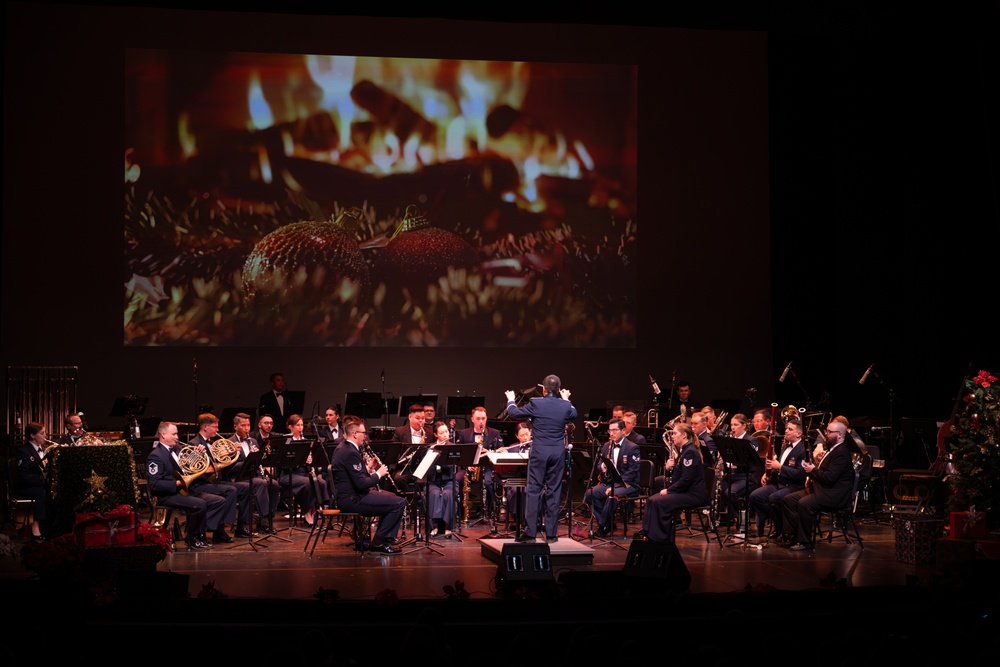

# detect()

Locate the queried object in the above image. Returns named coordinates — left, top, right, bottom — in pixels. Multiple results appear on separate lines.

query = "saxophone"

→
left=462, top=470, right=470, bottom=526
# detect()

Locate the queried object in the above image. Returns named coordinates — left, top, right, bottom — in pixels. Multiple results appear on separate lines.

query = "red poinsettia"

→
left=973, top=370, right=998, bottom=388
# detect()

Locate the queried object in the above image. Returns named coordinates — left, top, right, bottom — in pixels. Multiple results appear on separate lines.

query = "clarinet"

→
left=362, top=438, right=402, bottom=494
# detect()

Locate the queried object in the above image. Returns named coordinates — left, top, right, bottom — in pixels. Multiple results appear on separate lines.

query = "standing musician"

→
left=633, top=422, right=708, bottom=543
left=504, top=374, right=577, bottom=544
left=749, top=417, right=807, bottom=540
left=456, top=406, right=504, bottom=524
left=258, top=372, right=298, bottom=424
left=779, top=420, right=856, bottom=550
left=584, top=418, right=641, bottom=537
left=15, top=422, right=50, bottom=541
left=331, top=419, right=407, bottom=554
left=225, top=412, right=280, bottom=535
left=146, top=421, right=234, bottom=549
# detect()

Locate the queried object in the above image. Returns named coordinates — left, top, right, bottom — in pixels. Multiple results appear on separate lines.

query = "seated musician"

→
left=58, top=412, right=97, bottom=445
left=15, top=422, right=50, bottom=541
left=427, top=421, right=459, bottom=537
left=188, top=413, right=244, bottom=543
left=633, top=422, right=708, bottom=543
left=225, top=411, right=280, bottom=535
left=456, top=406, right=504, bottom=525
left=391, top=403, right=429, bottom=495
left=146, top=421, right=235, bottom=549
left=280, top=414, right=330, bottom=527
left=719, top=413, right=762, bottom=527
left=330, top=419, right=407, bottom=554
left=584, top=418, right=641, bottom=537
left=749, top=417, right=807, bottom=540
left=500, top=422, right=532, bottom=520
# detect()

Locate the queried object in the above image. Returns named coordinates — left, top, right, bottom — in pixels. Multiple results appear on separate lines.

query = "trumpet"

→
left=173, top=444, right=214, bottom=495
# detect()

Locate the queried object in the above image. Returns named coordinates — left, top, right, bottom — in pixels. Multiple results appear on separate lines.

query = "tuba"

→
left=173, top=445, right=214, bottom=495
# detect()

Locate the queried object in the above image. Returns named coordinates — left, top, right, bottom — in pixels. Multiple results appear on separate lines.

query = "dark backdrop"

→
left=3, top=4, right=998, bottom=466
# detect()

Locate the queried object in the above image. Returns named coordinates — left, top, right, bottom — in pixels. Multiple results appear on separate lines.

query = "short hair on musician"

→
left=784, top=418, right=803, bottom=434
left=269, top=372, right=283, bottom=383
left=543, top=374, right=561, bottom=393
left=701, top=406, right=716, bottom=416
left=258, top=413, right=274, bottom=426
left=753, top=408, right=771, bottom=421
left=157, top=421, right=176, bottom=437
left=609, top=418, right=625, bottom=432
left=197, top=412, right=219, bottom=427
left=26, top=422, right=45, bottom=439
left=325, top=405, right=340, bottom=416
left=832, top=415, right=850, bottom=429
left=344, top=419, right=365, bottom=437
left=471, top=406, right=487, bottom=417
left=408, top=403, right=424, bottom=416
left=64, top=412, right=83, bottom=427
left=234, top=412, right=251, bottom=427
left=622, top=411, right=637, bottom=424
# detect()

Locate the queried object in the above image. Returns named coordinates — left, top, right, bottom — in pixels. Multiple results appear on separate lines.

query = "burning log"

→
left=350, top=79, right=438, bottom=146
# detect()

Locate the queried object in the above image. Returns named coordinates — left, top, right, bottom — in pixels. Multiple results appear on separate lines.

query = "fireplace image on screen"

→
left=125, top=51, right=638, bottom=347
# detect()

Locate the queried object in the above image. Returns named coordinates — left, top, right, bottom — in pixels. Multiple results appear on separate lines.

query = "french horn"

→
left=173, top=445, right=213, bottom=495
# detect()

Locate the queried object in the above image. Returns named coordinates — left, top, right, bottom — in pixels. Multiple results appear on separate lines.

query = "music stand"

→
left=714, top=435, right=760, bottom=549
left=267, top=438, right=313, bottom=534
left=399, top=395, right=437, bottom=417
left=109, top=395, right=149, bottom=440
left=593, top=455, right=628, bottom=551
left=402, top=448, right=446, bottom=556
left=230, top=448, right=269, bottom=551
left=446, top=396, right=481, bottom=417
left=344, top=392, right=383, bottom=421
left=435, top=443, right=480, bottom=541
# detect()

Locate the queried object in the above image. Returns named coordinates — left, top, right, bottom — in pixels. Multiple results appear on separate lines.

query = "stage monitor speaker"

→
left=497, top=543, right=553, bottom=591
left=888, top=469, right=947, bottom=507
left=622, top=541, right=691, bottom=592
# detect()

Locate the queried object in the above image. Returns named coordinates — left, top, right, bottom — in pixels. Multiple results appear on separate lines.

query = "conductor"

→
left=504, top=374, right=577, bottom=543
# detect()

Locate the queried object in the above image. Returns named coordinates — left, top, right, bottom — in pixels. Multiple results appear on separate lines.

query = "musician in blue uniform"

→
left=224, top=412, right=281, bottom=535
left=146, top=421, right=235, bottom=549
left=585, top=418, right=641, bottom=536
left=748, top=418, right=807, bottom=540
left=633, top=422, right=708, bottom=543
left=504, top=374, right=577, bottom=543
left=427, top=421, right=459, bottom=537
left=15, top=422, right=50, bottom=541
left=456, top=406, right=504, bottom=525
left=330, top=419, right=407, bottom=554
left=189, top=412, right=249, bottom=541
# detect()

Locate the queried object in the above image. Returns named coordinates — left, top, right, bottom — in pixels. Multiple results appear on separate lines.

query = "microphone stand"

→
left=576, top=436, right=610, bottom=545
left=380, top=369, right=390, bottom=430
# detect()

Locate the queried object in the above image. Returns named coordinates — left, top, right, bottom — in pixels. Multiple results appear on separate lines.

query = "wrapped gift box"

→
left=976, top=539, right=1000, bottom=559
left=893, top=517, right=944, bottom=565
left=936, top=538, right=977, bottom=567
left=949, top=511, right=987, bottom=540
left=74, top=506, right=137, bottom=548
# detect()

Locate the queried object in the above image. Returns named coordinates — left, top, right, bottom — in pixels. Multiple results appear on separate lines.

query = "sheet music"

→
left=485, top=451, right=530, bottom=465
left=413, top=448, right=440, bottom=481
